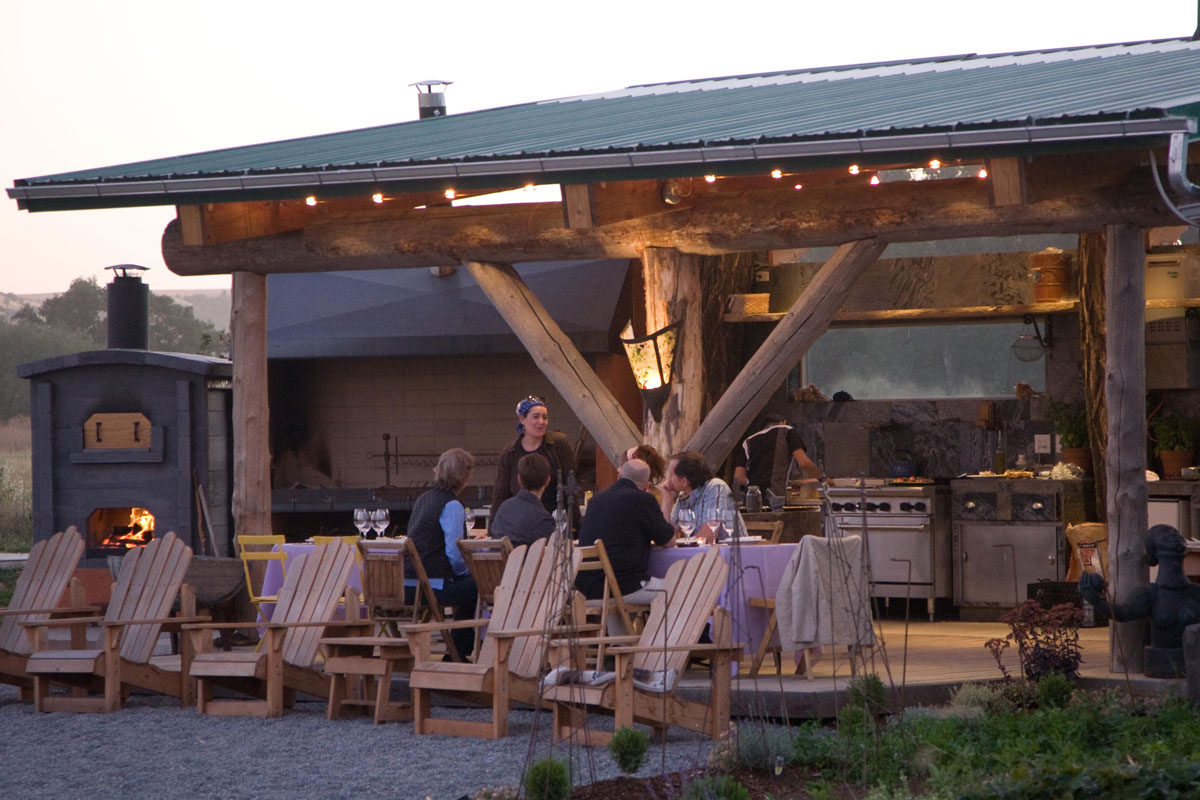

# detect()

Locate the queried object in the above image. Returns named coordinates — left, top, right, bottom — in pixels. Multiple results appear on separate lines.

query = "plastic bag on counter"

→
left=1049, top=462, right=1086, bottom=480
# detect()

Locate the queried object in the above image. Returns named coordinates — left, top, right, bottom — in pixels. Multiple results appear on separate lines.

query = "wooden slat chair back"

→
left=574, top=540, right=634, bottom=645
left=106, top=532, right=194, bottom=664
left=457, top=536, right=514, bottom=654
left=632, top=546, right=728, bottom=677
left=407, top=534, right=581, bottom=738
left=0, top=527, right=84, bottom=656
left=745, top=519, right=785, bottom=544
left=356, top=540, right=411, bottom=631
left=312, top=536, right=363, bottom=565
left=273, top=544, right=357, bottom=668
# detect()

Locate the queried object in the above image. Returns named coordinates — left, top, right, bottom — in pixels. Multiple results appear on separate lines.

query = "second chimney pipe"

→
left=106, top=265, right=149, bottom=350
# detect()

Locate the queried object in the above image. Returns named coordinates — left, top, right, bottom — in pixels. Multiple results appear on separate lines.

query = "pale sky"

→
left=2, top=0, right=1194, bottom=296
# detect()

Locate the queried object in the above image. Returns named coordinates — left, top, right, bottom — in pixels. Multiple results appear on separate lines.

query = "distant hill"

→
left=1, top=289, right=230, bottom=331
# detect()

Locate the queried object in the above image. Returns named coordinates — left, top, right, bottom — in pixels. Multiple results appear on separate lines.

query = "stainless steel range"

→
left=825, top=484, right=951, bottom=621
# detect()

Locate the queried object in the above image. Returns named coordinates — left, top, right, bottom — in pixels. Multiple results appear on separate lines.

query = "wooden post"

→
left=1079, top=231, right=1108, bottom=521
left=640, top=248, right=704, bottom=456
left=464, top=261, right=642, bottom=466
left=1104, top=224, right=1149, bottom=673
left=686, top=239, right=885, bottom=466
left=231, top=271, right=272, bottom=538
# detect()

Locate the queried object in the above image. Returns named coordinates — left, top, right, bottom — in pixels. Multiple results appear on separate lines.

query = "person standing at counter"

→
left=409, top=447, right=478, bottom=659
left=491, top=395, right=577, bottom=521
left=488, top=453, right=555, bottom=547
left=662, top=450, right=747, bottom=541
left=732, top=413, right=820, bottom=497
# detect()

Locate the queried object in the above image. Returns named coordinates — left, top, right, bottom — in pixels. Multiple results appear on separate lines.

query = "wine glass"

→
left=718, top=508, right=736, bottom=542
left=552, top=508, right=569, bottom=537
left=369, top=508, right=389, bottom=539
left=353, top=508, right=371, bottom=538
left=677, top=508, right=696, bottom=543
left=704, top=508, right=722, bottom=544
left=463, top=507, right=473, bottom=537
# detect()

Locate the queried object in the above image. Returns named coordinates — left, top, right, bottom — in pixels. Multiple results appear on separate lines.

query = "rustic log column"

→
left=231, top=271, right=272, bottom=538
left=464, top=261, right=642, bottom=465
left=1078, top=231, right=1108, bottom=521
left=640, top=248, right=704, bottom=456
left=1104, top=224, right=1149, bottom=673
left=687, top=239, right=885, bottom=466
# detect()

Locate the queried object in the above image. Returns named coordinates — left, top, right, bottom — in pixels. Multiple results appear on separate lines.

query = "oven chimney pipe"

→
left=106, top=265, right=149, bottom=350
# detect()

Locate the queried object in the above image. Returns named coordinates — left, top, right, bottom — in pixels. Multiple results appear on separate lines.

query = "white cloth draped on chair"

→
left=775, top=534, right=874, bottom=656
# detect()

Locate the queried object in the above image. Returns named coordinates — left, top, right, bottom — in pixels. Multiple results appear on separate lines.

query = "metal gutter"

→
left=7, top=117, right=1194, bottom=209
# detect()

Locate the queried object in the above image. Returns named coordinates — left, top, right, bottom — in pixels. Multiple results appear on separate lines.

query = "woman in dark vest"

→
left=408, top=447, right=477, bottom=659
left=490, top=395, right=577, bottom=521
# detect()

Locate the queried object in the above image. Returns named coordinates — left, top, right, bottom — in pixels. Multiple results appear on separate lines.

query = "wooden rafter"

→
left=686, top=239, right=886, bottom=466
left=463, top=261, right=642, bottom=465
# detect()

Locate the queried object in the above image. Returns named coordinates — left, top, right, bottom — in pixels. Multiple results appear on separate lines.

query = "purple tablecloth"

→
left=647, top=542, right=797, bottom=659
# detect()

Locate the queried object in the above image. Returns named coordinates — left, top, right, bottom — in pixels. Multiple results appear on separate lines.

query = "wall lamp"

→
left=620, top=320, right=680, bottom=422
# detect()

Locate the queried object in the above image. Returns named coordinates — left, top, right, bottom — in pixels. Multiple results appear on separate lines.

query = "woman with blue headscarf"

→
left=490, top=395, right=576, bottom=522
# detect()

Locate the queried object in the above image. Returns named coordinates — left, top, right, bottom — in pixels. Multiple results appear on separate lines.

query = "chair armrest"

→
left=23, top=615, right=105, bottom=628
left=488, top=627, right=561, bottom=640
left=182, top=621, right=260, bottom=631
left=396, top=619, right=490, bottom=634
left=608, top=642, right=746, bottom=655
left=102, top=615, right=212, bottom=628
left=265, top=619, right=371, bottom=630
left=0, top=605, right=99, bottom=617
left=548, top=634, right=641, bottom=648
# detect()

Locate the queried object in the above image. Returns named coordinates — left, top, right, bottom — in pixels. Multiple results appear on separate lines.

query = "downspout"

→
left=1151, top=132, right=1200, bottom=226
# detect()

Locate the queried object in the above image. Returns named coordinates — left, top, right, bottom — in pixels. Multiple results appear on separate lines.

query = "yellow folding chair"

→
left=236, top=535, right=288, bottom=626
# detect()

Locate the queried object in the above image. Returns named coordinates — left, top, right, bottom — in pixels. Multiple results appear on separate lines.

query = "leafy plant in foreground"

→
left=608, top=726, right=650, bottom=774
left=985, top=600, right=1082, bottom=680
left=525, top=756, right=570, bottom=800
left=682, top=774, right=751, bottom=800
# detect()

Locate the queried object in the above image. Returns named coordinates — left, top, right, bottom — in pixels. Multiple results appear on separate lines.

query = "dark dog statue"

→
left=1079, top=524, right=1200, bottom=678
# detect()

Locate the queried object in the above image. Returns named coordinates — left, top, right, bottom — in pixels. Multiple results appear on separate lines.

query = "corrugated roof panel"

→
left=16, top=38, right=1200, bottom=188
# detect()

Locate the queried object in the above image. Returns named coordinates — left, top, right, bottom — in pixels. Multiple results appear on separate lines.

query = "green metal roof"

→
left=11, top=38, right=1200, bottom=211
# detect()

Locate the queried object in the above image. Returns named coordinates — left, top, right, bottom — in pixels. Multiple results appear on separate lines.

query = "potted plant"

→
left=1150, top=412, right=1196, bottom=479
left=1048, top=400, right=1091, bottom=474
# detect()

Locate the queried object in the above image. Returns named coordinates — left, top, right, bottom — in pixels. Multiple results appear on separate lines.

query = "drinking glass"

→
left=718, top=508, right=736, bottom=542
left=552, top=508, right=569, bottom=537
left=704, top=508, right=722, bottom=544
left=676, top=508, right=696, bottom=542
left=353, top=508, right=371, bottom=538
left=369, top=508, right=389, bottom=539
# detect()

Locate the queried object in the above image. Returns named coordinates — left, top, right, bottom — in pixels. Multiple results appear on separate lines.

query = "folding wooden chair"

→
left=457, top=537, right=514, bottom=655
left=356, top=537, right=461, bottom=661
left=236, top=535, right=287, bottom=625
left=574, top=540, right=636, bottom=659
left=745, top=519, right=785, bottom=544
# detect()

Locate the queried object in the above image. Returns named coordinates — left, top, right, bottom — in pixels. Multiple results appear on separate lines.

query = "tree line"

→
left=0, top=277, right=227, bottom=420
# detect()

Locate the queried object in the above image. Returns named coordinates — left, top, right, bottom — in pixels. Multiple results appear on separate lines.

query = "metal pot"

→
left=1181, top=466, right=1200, bottom=481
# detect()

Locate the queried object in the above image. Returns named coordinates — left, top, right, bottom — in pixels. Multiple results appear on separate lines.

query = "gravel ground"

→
left=0, top=685, right=715, bottom=799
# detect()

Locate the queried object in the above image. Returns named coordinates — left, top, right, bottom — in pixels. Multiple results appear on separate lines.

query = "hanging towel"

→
left=775, top=535, right=875, bottom=654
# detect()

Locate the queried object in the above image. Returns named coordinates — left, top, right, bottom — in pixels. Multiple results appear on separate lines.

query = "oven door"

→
left=831, top=516, right=933, bottom=586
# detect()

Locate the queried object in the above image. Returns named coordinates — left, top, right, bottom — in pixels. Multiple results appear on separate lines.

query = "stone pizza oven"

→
left=18, top=268, right=233, bottom=567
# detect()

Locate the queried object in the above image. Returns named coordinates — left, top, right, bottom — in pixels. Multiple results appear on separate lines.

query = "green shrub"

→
left=525, top=756, right=570, bottom=800
left=848, top=673, right=889, bottom=716
left=1034, top=672, right=1074, bottom=709
left=735, top=722, right=794, bottom=772
left=608, top=726, right=650, bottom=774
left=949, top=682, right=1011, bottom=715
left=682, top=774, right=751, bottom=800
left=792, top=720, right=835, bottom=768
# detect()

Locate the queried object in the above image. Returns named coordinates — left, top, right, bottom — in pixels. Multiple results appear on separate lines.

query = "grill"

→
left=826, top=484, right=951, bottom=621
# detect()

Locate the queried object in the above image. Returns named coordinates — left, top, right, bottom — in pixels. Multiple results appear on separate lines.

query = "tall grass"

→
left=0, top=416, right=32, bottom=553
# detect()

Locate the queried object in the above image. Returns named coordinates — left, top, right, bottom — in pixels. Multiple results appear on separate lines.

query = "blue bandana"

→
left=516, top=396, right=547, bottom=434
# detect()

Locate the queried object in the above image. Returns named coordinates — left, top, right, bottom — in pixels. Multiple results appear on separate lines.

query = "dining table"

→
left=260, top=541, right=366, bottom=621
left=647, top=541, right=798, bottom=666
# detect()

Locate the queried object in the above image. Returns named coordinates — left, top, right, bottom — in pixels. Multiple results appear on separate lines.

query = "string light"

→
left=371, top=192, right=384, bottom=204
left=793, top=183, right=803, bottom=191
left=977, top=168, right=989, bottom=179
left=704, top=174, right=717, bottom=183
left=869, top=174, right=881, bottom=186
left=848, top=164, right=860, bottom=175
left=929, top=159, right=942, bottom=169
left=444, top=188, right=456, bottom=200
left=524, top=183, right=535, bottom=191
left=305, top=196, right=317, bottom=207
left=770, top=169, right=783, bottom=179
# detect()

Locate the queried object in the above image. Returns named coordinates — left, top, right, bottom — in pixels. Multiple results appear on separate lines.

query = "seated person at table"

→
left=621, top=443, right=667, bottom=502
left=732, top=413, right=820, bottom=498
left=575, top=459, right=675, bottom=634
left=662, top=450, right=747, bottom=542
left=409, top=447, right=478, bottom=659
left=488, top=453, right=555, bottom=547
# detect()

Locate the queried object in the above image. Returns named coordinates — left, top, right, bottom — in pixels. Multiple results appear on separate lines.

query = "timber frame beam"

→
left=686, top=239, right=886, bottom=466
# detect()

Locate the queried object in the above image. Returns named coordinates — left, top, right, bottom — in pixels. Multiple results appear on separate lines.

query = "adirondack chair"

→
left=0, top=527, right=91, bottom=699
left=405, top=534, right=580, bottom=738
left=543, top=546, right=739, bottom=746
left=186, top=542, right=357, bottom=717
left=25, top=531, right=201, bottom=713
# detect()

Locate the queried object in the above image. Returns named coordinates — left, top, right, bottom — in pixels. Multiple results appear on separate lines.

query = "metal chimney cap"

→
left=409, top=80, right=453, bottom=92
left=105, top=264, right=149, bottom=279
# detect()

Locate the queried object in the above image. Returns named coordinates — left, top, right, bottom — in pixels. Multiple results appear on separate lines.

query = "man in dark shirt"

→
left=732, top=412, right=820, bottom=496
left=488, top=453, right=555, bottom=547
left=576, top=459, right=675, bottom=633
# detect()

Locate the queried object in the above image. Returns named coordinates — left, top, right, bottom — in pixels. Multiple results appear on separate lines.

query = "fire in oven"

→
left=87, top=506, right=157, bottom=551
left=825, top=485, right=951, bottom=621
